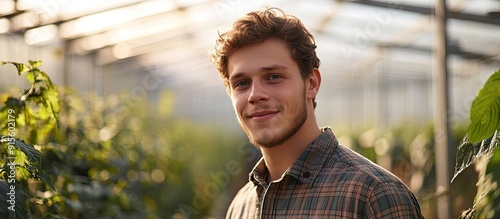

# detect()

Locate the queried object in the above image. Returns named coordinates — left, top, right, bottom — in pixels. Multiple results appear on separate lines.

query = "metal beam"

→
left=434, top=0, right=453, bottom=218
left=378, top=43, right=500, bottom=62
left=347, top=0, right=500, bottom=26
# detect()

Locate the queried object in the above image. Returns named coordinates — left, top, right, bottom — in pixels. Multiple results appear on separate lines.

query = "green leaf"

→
left=45, top=88, right=60, bottom=121
left=0, top=136, right=55, bottom=190
left=38, top=170, right=55, bottom=190
left=26, top=70, right=36, bottom=84
left=0, top=135, right=42, bottom=168
left=4, top=97, right=23, bottom=108
left=23, top=164, right=55, bottom=190
left=2, top=61, right=30, bottom=75
left=29, top=60, right=42, bottom=68
left=452, top=130, right=499, bottom=182
left=37, top=70, right=54, bottom=87
left=14, top=138, right=42, bottom=164
left=467, top=69, right=500, bottom=143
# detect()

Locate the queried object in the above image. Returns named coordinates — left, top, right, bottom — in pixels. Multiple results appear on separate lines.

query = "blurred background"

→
left=0, top=0, right=499, bottom=218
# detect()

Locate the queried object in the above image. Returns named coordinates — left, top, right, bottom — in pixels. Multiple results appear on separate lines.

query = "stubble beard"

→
left=238, top=93, right=308, bottom=148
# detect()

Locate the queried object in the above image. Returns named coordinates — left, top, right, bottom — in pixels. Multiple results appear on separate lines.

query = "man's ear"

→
left=306, top=68, right=321, bottom=99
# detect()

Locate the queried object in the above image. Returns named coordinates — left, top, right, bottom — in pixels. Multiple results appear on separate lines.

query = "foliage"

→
left=453, top=132, right=498, bottom=182
left=44, top=90, right=244, bottom=218
left=0, top=60, right=58, bottom=218
left=466, top=70, right=500, bottom=143
left=453, top=69, right=500, bottom=218
left=0, top=60, right=246, bottom=218
left=0, top=61, right=60, bottom=143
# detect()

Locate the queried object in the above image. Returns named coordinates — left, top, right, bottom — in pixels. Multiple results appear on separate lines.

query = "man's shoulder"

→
left=305, top=128, right=404, bottom=187
left=234, top=181, right=256, bottom=196
left=229, top=181, right=258, bottom=206
left=226, top=181, right=259, bottom=219
left=320, top=144, right=405, bottom=187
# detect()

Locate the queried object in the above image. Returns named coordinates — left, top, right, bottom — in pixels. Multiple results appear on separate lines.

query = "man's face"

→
left=227, top=38, right=309, bottom=148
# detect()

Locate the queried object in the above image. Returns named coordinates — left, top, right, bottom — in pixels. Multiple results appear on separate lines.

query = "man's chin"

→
left=249, top=131, right=285, bottom=148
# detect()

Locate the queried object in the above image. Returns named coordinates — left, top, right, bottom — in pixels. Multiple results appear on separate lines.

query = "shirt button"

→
left=302, top=171, right=311, bottom=178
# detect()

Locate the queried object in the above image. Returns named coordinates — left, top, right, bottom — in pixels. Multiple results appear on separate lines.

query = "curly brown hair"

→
left=209, top=7, right=321, bottom=91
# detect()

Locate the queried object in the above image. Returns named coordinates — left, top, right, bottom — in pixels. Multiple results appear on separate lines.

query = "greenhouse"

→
left=0, top=0, right=499, bottom=218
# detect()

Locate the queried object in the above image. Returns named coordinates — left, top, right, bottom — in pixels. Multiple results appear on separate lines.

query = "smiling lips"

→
left=248, top=110, right=278, bottom=121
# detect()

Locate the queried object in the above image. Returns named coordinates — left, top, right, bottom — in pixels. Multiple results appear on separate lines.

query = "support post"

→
left=434, top=0, right=453, bottom=218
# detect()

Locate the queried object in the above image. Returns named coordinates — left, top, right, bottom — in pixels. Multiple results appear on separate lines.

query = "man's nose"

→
left=248, top=81, right=270, bottom=104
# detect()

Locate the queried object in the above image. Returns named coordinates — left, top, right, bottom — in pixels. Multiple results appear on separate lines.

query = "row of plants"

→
left=0, top=61, right=246, bottom=218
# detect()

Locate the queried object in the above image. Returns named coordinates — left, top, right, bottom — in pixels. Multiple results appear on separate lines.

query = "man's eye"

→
left=234, top=81, right=250, bottom=88
left=268, top=74, right=283, bottom=80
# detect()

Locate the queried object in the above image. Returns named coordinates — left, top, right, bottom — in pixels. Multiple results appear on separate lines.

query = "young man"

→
left=210, top=7, right=424, bottom=219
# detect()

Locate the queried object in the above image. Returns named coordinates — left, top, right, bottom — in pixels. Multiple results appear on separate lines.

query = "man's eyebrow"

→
left=260, top=64, right=289, bottom=72
left=229, top=72, right=245, bottom=82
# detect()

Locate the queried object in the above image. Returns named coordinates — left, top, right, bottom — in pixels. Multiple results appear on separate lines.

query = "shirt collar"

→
left=249, top=127, right=338, bottom=186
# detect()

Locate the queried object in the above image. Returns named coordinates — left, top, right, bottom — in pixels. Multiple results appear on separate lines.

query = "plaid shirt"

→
left=226, top=127, right=424, bottom=219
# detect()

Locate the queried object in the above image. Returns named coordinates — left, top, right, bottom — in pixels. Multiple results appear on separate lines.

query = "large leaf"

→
left=0, top=136, right=55, bottom=190
left=452, top=131, right=499, bottom=182
left=14, top=138, right=42, bottom=165
left=43, top=88, right=60, bottom=122
left=1, top=61, right=29, bottom=75
left=35, top=69, right=55, bottom=88
left=12, top=138, right=54, bottom=187
left=453, top=69, right=500, bottom=182
left=23, top=164, right=55, bottom=190
left=0, top=136, right=40, bottom=164
left=467, top=70, right=500, bottom=143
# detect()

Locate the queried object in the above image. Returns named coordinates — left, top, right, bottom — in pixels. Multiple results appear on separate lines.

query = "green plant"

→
left=0, top=60, right=58, bottom=218
left=452, top=69, right=500, bottom=218
left=1, top=60, right=247, bottom=218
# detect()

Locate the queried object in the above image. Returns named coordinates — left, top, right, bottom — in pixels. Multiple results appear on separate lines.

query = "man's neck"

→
left=260, top=120, right=321, bottom=182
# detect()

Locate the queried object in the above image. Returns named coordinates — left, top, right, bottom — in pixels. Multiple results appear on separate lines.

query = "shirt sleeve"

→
left=367, top=181, right=424, bottom=218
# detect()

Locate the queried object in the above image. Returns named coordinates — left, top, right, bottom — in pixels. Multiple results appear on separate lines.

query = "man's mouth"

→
left=247, top=111, right=278, bottom=121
